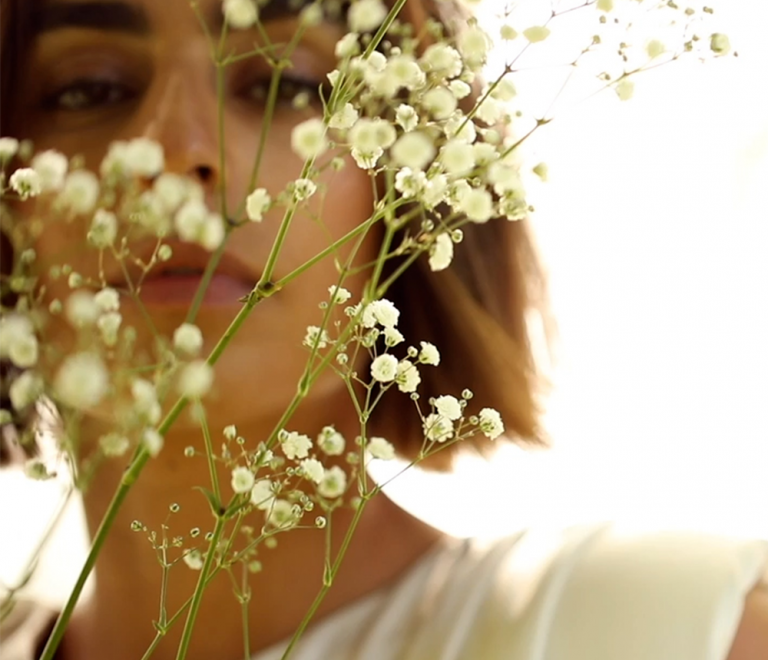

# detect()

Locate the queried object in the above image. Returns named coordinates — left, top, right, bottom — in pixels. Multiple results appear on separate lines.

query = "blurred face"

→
left=13, top=0, right=377, bottom=430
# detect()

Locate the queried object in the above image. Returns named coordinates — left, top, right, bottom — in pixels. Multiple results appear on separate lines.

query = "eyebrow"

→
left=32, top=0, right=346, bottom=36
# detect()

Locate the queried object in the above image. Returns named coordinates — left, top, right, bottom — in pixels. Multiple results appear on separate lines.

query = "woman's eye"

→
left=44, top=79, right=133, bottom=112
left=246, top=75, right=326, bottom=105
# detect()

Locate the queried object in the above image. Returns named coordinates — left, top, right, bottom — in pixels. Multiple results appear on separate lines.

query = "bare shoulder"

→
left=726, top=575, right=768, bottom=660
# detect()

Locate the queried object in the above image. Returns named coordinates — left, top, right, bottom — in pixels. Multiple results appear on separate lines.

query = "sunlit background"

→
left=2, top=0, right=766, bottom=608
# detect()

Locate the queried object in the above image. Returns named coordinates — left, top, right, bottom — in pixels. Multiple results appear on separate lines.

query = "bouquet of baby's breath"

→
left=0, top=0, right=730, bottom=658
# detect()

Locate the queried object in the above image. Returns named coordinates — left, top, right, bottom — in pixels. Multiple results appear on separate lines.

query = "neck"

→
left=59, top=406, right=445, bottom=660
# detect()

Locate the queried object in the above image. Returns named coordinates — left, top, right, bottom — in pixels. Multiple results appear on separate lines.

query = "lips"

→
left=107, top=240, right=257, bottom=307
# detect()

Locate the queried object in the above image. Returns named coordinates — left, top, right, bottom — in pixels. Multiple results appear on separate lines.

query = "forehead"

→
left=32, top=0, right=350, bottom=35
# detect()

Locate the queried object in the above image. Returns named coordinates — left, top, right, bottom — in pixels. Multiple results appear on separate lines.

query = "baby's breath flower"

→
left=65, top=291, right=99, bottom=327
left=474, top=95, right=503, bottom=125
left=499, top=193, right=527, bottom=221
left=292, top=178, right=317, bottom=202
left=420, top=43, right=463, bottom=78
left=87, top=209, right=118, bottom=248
left=383, top=326, right=404, bottom=347
left=367, top=436, right=395, bottom=460
left=473, top=142, right=498, bottom=167
left=153, top=172, right=191, bottom=213
left=59, top=170, right=99, bottom=214
left=223, top=424, right=237, bottom=440
left=477, top=407, right=504, bottom=439
left=422, top=86, right=458, bottom=120
left=200, top=213, right=224, bottom=251
left=231, top=466, right=255, bottom=494
left=94, top=287, right=120, bottom=312
left=303, top=325, right=330, bottom=349
left=267, top=499, right=300, bottom=528
left=318, top=426, right=345, bottom=455
left=24, top=459, right=52, bottom=481
left=423, top=412, right=454, bottom=443
left=299, top=457, right=325, bottom=484
left=0, top=137, right=19, bottom=161
left=710, top=33, right=731, bottom=55
left=141, top=428, right=164, bottom=457
left=335, top=32, right=360, bottom=59
left=100, top=432, right=130, bottom=457
left=500, top=24, right=518, bottom=41
left=444, top=112, right=477, bottom=143
left=123, top=137, right=164, bottom=178
left=183, top=549, right=204, bottom=570
left=9, top=168, right=42, bottom=200
left=448, top=79, right=471, bottom=100
left=490, top=78, right=516, bottom=102
left=615, top=78, right=635, bottom=101
left=364, top=299, right=399, bottom=328
left=391, top=132, right=435, bottom=171
left=173, top=323, right=203, bottom=356
left=523, top=26, right=551, bottom=43
left=458, top=24, right=491, bottom=67
left=328, top=285, right=351, bottom=305
left=97, top=311, right=122, bottom=346
left=0, top=315, right=34, bottom=360
left=394, top=104, right=419, bottom=132
left=351, top=147, right=382, bottom=170
left=177, top=360, right=214, bottom=399
left=174, top=198, right=208, bottom=242
left=646, top=39, right=665, bottom=59
left=246, top=187, right=271, bottom=222
left=418, top=341, right=440, bottom=366
left=9, top=371, right=43, bottom=411
left=371, top=354, right=398, bottom=383
left=280, top=430, right=312, bottom=460
left=299, top=2, right=322, bottom=26
left=132, top=378, right=161, bottom=423
left=395, top=359, right=420, bottom=393
left=596, top=0, right=613, bottom=11
left=394, top=167, right=428, bottom=198
left=533, top=163, right=548, bottom=181
left=317, top=465, right=347, bottom=498
left=31, top=150, right=68, bottom=192
left=347, top=0, right=387, bottom=33
left=55, top=352, right=109, bottom=410
left=8, top=332, right=38, bottom=369
left=439, top=140, right=476, bottom=177
left=458, top=187, right=494, bottom=223
left=250, top=479, right=275, bottom=510
left=429, top=233, right=454, bottom=272
left=291, top=118, right=328, bottom=161
left=329, top=103, right=359, bottom=130
left=487, top=162, right=523, bottom=196
left=422, top=173, right=448, bottom=209
left=433, top=394, right=462, bottom=421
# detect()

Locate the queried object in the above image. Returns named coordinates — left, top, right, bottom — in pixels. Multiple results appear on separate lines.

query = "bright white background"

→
left=2, top=0, right=767, bottom=606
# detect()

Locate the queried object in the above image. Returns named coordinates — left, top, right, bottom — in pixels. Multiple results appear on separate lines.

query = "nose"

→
left=137, top=72, right=220, bottom=191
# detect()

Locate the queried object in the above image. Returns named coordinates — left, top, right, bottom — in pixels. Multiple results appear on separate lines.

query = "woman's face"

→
left=14, top=0, right=377, bottom=430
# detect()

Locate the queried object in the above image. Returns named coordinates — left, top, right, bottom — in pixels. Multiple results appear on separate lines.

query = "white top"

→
left=3, top=521, right=767, bottom=660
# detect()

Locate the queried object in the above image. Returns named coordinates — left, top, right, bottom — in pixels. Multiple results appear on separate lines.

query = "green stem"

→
left=198, top=404, right=221, bottom=502
left=175, top=516, right=227, bottom=660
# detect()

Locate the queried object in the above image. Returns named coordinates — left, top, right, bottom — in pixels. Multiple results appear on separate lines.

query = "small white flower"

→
left=596, top=0, right=613, bottom=11
left=710, top=33, right=731, bottom=55
left=429, top=233, right=454, bottom=272
left=153, top=173, right=190, bottom=213
left=420, top=43, right=463, bottom=78
left=9, top=332, right=38, bottom=368
left=329, top=103, right=359, bottom=130
left=365, top=299, right=399, bottom=328
left=439, top=140, right=476, bottom=177
left=458, top=188, right=494, bottom=223
left=369, top=354, right=397, bottom=383
left=499, top=193, right=527, bottom=221
left=97, top=311, right=122, bottom=346
left=335, top=32, right=360, bottom=59
left=231, top=466, right=255, bottom=494
left=132, top=379, right=161, bottom=425
left=292, top=178, right=317, bottom=202
left=317, top=465, right=347, bottom=498
left=395, top=359, right=420, bottom=393
left=351, top=147, right=383, bottom=170
left=200, top=213, right=225, bottom=251
left=280, top=430, right=312, bottom=460
left=183, top=549, right=204, bottom=570
left=223, top=0, right=258, bottom=29
left=9, top=168, right=42, bottom=200
left=615, top=78, right=635, bottom=101
left=500, top=24, right=518, bottom=41
left=458, top=25, right=491, bottom=66
left=9, top=371, right=43, bottom=410
left=246, top=188, right=271, bottom=222
left=266, top=499, right=300, bottom=528
left=291, top=118, right=328, bottom=161
left=477, top=407, right=504, bottom=439
left=523, top=26, right=550, bottom=43
left=100, top=432, right=130, bottom=457
left=124, top=137, right=164, bottom=178
left=391, top=132, right=435, bottom=171
left=250, top=479, right=275, bottom=510
left=173, top=323, right=203, bottom=355
left=383, top=326, right=404, bottom=347
left=418, top=341, right=440, bottom=366
left=423, top=413, right=454, bottom=443
left=348, top=118, right=380, bottom=152
left=448, top=79, right=471, bottom=100
left=303, top=325, right=330, bottom=349
left=434, top=394, right=462, bottom=421
left=65, top=291, right=100, bottom=327
left=533, top=163, right=548, bottom=181
left=382, top=54, right=425, bottom=93
left=646, top=39, right=665, bottom=59
left=223, top=424, right=237, bottom=440
left=174, top=199, right=208, bottom=242
left=473, top=142, right=498, bottom=167
left=299, top=458, right=325, bottom=484
left=94, top=287, right=120, bottom=312
left=299, top=2, right=322, bottom=26
left=142, top=428, right=164, bottom=457
left=422, top=174, right=448, bottom=209
left=177, top=360, right=214, bottom=399
left=348, top=0, right=387, bottom=33
left=367, top=436, right=395, bottom=460
left=0, top=137, right=19, bottom=161
left=487, top=162, right=523, bottom=196
left=474, top=95, right=503, bottom=125
left=55, top=352, right=109, bottom=410
left=318, top=426, right=345, bottom=455
left=422, top=87, right=457, bottom=120
left=490, top=78, right=516, bottom=102
left=59, top=170, right=99, bottom=214
left=444, top=112, right=477, bottom=143
left=394, top=167, right=428, bottom=198
left=395, top=104, right=419, bottom=132
left=328, top=285, right=351, bottom=305
left=87, top=209, right=118, bottom=248
left=31, top=150, right=68, bottom=192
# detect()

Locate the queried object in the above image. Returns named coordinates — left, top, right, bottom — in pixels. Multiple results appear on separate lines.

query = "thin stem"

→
left=198, top=404, right=221, bottom=503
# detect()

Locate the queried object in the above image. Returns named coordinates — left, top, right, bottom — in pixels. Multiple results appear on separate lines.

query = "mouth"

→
left=107, top=240, right=258, bottom=308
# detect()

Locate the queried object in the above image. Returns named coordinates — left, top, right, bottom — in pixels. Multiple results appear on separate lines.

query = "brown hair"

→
left=0, top=0, right=558, bottom=471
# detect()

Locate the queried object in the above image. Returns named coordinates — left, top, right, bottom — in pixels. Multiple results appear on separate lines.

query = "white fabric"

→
left=250, top=521, right=768, bottom=660
left=2, top=521, right=766, bottom=660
